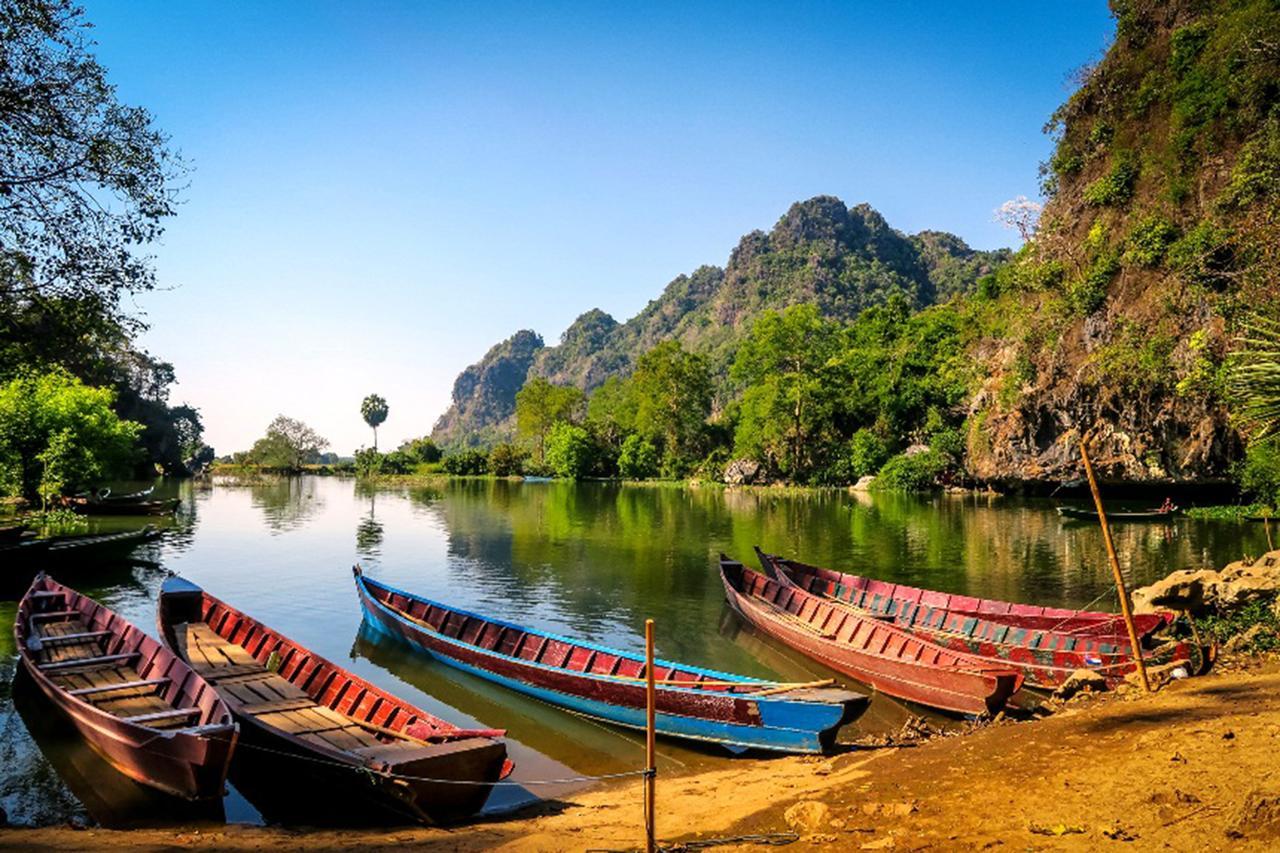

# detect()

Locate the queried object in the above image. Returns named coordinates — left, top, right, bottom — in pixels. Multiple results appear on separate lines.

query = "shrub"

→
left=1219, top=121, right=1280, bottom=210
left=1083, top=152, right=1139, bottom=207
left=872, top=449, right=953, bottom=492
left=1068, top=252, right=1119, bottom=315
left=353, top=447, right=383, bottom=477
left=1122, top=215, right=1178, bottom=267
left=398, top=436, right=442, bottom=464
left=929, top=427, right=966, bottom=459
left=617, top=434, right=659, bottom=479
left=847, top=429, right=892, bottom=479
left=488, top=443, right=526, bottom=477
left=1166, top=221, right=1234, bottom=289
left=1200, top=600, right=1280, bottom=653
left=442, top=449, right=489, bottom=475
left=1237, top=442, right=1280, bottom=510
left=545, top=422, right=597, bottom=480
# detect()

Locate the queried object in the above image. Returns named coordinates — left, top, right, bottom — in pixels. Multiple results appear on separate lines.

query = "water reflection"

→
left=249, top=476, right=326, bottom=534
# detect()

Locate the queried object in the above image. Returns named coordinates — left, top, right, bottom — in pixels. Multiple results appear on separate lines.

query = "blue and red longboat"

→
left=353, top=567, right=869, bottom=754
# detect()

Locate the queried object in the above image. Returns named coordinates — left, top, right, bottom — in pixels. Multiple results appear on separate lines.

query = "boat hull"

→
left=720, top=558, right=1021, bottom=716
left=356, top=572, right=868, bottom=754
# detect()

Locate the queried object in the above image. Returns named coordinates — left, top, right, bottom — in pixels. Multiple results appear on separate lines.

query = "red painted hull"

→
left=157, top=576, right=511, bottom=824
left=16, top=574, right=237, bottom=800
left=759, top=551, right=1205, bottom=689
left=720, top=557, right=1022, bottom=716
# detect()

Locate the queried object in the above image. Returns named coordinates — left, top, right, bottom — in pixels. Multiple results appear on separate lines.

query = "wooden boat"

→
left=15, top=574, right=238, bottom=800
left=719, top=556, right=1023, bottom=716
left=158, top=576, right=512, bottom=824
left=3, top=526, right=163, bottom=575
left=757, top=549, right=1206, bottom=690
left=1056, top=505, right=1181, bottom=522
left=354, top=567, right=870, bottom=754
left=65, top=496, right=180, bottom=516
left=95, top=486, right=157, bottom=503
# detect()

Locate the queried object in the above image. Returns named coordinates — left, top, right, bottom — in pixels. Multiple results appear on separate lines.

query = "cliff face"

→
left=966, top=0, right=1280, bottom=485
left=431, top=197, right=1006, bottom=447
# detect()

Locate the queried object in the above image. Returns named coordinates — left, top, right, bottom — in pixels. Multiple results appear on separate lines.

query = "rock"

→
left=1053, top=669, right=1108, bottom=699
left=1224, top=788, right=1280, bottom=840
left=723, top=458, right=764, bottom=486
left=1131, top=569, right=1216, bottom=615
left=851, top=475, right=876, bottom=492
left=903, top=443, right=930, bottom=457
left=861, top=837, right=895, bottom=850
left=784, top=800, right=832, bottom=834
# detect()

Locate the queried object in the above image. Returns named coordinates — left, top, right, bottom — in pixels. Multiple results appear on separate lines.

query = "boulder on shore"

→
left=723, top=458, right=765, bottom=486
left=1132, top=550, right=1280, bottom=617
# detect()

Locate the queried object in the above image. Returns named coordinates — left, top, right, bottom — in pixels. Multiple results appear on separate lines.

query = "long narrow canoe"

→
left=758, top=549, right=1206, bottom=690
left=354, top=567, right=870, bottom=754
left=754, top=549, right=1173, bottom=639
left=720, top=556, right=1022, bottom=716
left=157, top=576, right=511, bottom=824
left=1056, top=505, right=1181, bottom=522
left=66, top=497, right=180, bottom=516
left=16, top=573, right=238, bottom=800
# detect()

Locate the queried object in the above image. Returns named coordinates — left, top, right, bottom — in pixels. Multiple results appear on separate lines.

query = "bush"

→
left=929, top=427, right=966, bottom=459
left=1237, top=442, right=1280, bottom=510
left=545, top=422, right=598, bottom=480
left=1068, top=251, right=1119, bottom=315
left=354, top=447, right=383, bottom=477
left=1200, top=600, right=1280, bottom=653
left=617, top=433, right=659, bottom=479
left=1166, top=221, right=1234, bottom=289
left=488, top=443, right=527, bottom=477
left=847, top=429, right=891, bottom=479
left=442, top=449, right=489, bottom=475
left=398, top=436, right=442, bottom=464
left=1082, top=152, right=1139, bottom=207
left=872, top=449, right=953, bottom=492
left=1122, top=215, right=1178, bottom=267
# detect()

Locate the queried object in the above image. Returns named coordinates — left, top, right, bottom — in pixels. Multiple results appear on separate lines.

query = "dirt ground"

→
left=4, top=656, right=1280, bottom=851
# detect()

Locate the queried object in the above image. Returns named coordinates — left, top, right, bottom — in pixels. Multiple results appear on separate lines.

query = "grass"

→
left=1185, top=504, right=1273, bottom=520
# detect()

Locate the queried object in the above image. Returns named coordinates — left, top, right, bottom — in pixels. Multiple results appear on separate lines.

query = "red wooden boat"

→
left=757, top=549, right=1207, bottom=690
left=355, top=568, right=870, bottom=754
left=719, top=556, right=1022, bottom=715
left=16, top=573, right=238, bottom=800
left=157, top=576, right=512, bottom=824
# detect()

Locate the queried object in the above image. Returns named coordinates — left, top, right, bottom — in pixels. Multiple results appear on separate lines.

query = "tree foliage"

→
left=0, top=367, right=141, bottom=501
left=248, top=415, right=329, bottom=472
left=544, top=422, right=597, bottom=480
left=360, top=394, right=388, bottom=450
left=515, top=377, right=584, bottom=463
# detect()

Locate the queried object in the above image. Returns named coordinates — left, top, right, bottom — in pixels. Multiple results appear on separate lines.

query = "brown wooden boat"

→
left=64, top=496, right=180, bottom=516
left=720, top=555, right=1023, bottom=715
left=15, top=573, right=238, bottom=800
left=157, top=576, right=513, bottom=824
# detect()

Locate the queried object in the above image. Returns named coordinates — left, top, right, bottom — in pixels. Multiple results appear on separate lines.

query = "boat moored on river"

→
left=354, top=566, right=870, bottom=754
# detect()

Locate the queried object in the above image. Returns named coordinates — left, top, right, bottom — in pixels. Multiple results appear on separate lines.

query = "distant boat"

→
left=520, top=476, right=554, bottom=483
left=63, top=496, right=179, bottom=516
left=755, top=548, right=1205, bottom=690
left=158, top=576, right=512, bottom=824
left=16, top=573, right=238, bottom=800
left=354, top=567, right=870, bottom=754
left=1056, top=505, right=1181, bottom=522
left=719, top=555, right=1023, bottom=716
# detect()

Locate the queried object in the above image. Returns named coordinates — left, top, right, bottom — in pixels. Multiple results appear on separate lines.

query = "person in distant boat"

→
left=1159, top=497, right=1175, bottom=514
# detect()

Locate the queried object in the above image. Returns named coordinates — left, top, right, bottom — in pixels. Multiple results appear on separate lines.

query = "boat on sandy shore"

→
left=158, top=576, right=512, bottom=824
left=719, top=555, right=1023, bottom=716
left=756, top=548, right=1207, bottom=690
left=16, top=573, right=238, bottom=800
left=354, top=567, right=870, bottom=754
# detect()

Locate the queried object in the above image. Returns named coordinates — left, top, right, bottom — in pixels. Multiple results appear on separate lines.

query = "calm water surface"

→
left=0, top=476, right=1266, bottom=827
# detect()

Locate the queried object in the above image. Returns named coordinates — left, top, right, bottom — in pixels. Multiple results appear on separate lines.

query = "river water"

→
left=0, top=475, right=1266, bottom=828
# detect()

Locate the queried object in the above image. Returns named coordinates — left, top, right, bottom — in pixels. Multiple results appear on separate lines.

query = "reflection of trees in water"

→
left=356, top=489, right=384, bottom=562
left=251, top=476, right=325, bottom=534
left=0, top=663, right=88, bottom=827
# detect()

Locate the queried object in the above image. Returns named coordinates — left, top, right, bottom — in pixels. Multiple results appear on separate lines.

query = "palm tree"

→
left=361, top=394, right=389, bottom=451
left=1231, top=316, right=1280, bottom=441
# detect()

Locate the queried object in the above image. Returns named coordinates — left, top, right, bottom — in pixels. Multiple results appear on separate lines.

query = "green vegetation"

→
left=515, top=378, right=584, bottom=466
left=0, top=369, right=142, bottom=504
left=361, top=394, right=389, bottom=450
left=240, top=416, right=329, bottom=473
left=1200, top=600, right=1280, bottom=652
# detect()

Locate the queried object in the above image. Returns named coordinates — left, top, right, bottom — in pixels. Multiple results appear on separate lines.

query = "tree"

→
left=515, top=378, right=584, bottom=464
left=545, top=422, right=597, bottom=480
left=360, top=394, right=388, bottom=450
left=585, top=376, right=636, bottom=452
left=488, top=442, right=527, bottom=476
left=629, top=341, right=711, bottom=475
left=398, top=435, right=442, bottom=464
left=1, top=0, right=185, bottom=313
left=617, top=433, right=659, bottom=479
left=731, top=305, right=843, bottom=480
left=248, top=415, right=328, bottom=472
left=0, top=368, right=141, bottom=502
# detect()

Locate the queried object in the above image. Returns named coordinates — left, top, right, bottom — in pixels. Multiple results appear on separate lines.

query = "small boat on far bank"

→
left=2, top=527, right=164, bottom=587
left=719, top=556, right=1022, bottom=716
left=1056, top=505, right=1181, bottom=522
left=756, top=549, right=1207, bottom=690
left=158, top=576, right=512, bottom=824
left=64, top=496, right=180, bottom=516
left=354, top=567, right=870, bottom=754
left=16, top=573, right=238, bottom=800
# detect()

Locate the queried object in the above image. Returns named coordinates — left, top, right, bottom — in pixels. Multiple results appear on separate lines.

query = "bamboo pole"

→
left=1079, top=436, right=1150, bottom=693
left=644, top=618, right=657, bottom=853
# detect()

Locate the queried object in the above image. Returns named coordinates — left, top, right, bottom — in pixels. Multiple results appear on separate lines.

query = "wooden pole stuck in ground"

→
left=645, top=618, right=657, bottom=853
left=1079, top=435, right=1151, bottom=693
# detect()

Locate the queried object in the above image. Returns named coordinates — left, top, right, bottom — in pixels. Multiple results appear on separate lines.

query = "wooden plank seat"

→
left=68, top=677, right=170, bottom=697
left=38, top=653, right=138, bottom=671
left=121, top=708, right=201, bottom=725
left=38, top=630, right=113, bottom=645
left=30, top=610, right=79, bottom=622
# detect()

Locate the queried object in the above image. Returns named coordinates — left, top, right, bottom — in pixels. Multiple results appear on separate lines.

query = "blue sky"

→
left=83, top=1, right=1115, bottom=455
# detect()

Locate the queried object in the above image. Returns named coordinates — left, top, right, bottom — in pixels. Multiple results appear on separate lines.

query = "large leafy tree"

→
left=0, top=367, right=141, bottom=502
left=360, top=394, right=388, bottom=450
left=731, top=304, right=843, bottom=479
left=249, top=416, right=329, bottom=472
left=629, top=340, right=711, bottom=475
left=515, top=377, right=583, bottom=464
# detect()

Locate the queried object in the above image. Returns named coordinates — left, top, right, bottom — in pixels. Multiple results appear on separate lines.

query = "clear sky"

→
left=81, top=1, right=1115, bottom=456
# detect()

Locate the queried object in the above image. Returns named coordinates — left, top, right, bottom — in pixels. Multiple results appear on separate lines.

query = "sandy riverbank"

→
left=4, top=656, right=1279, bottom=851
